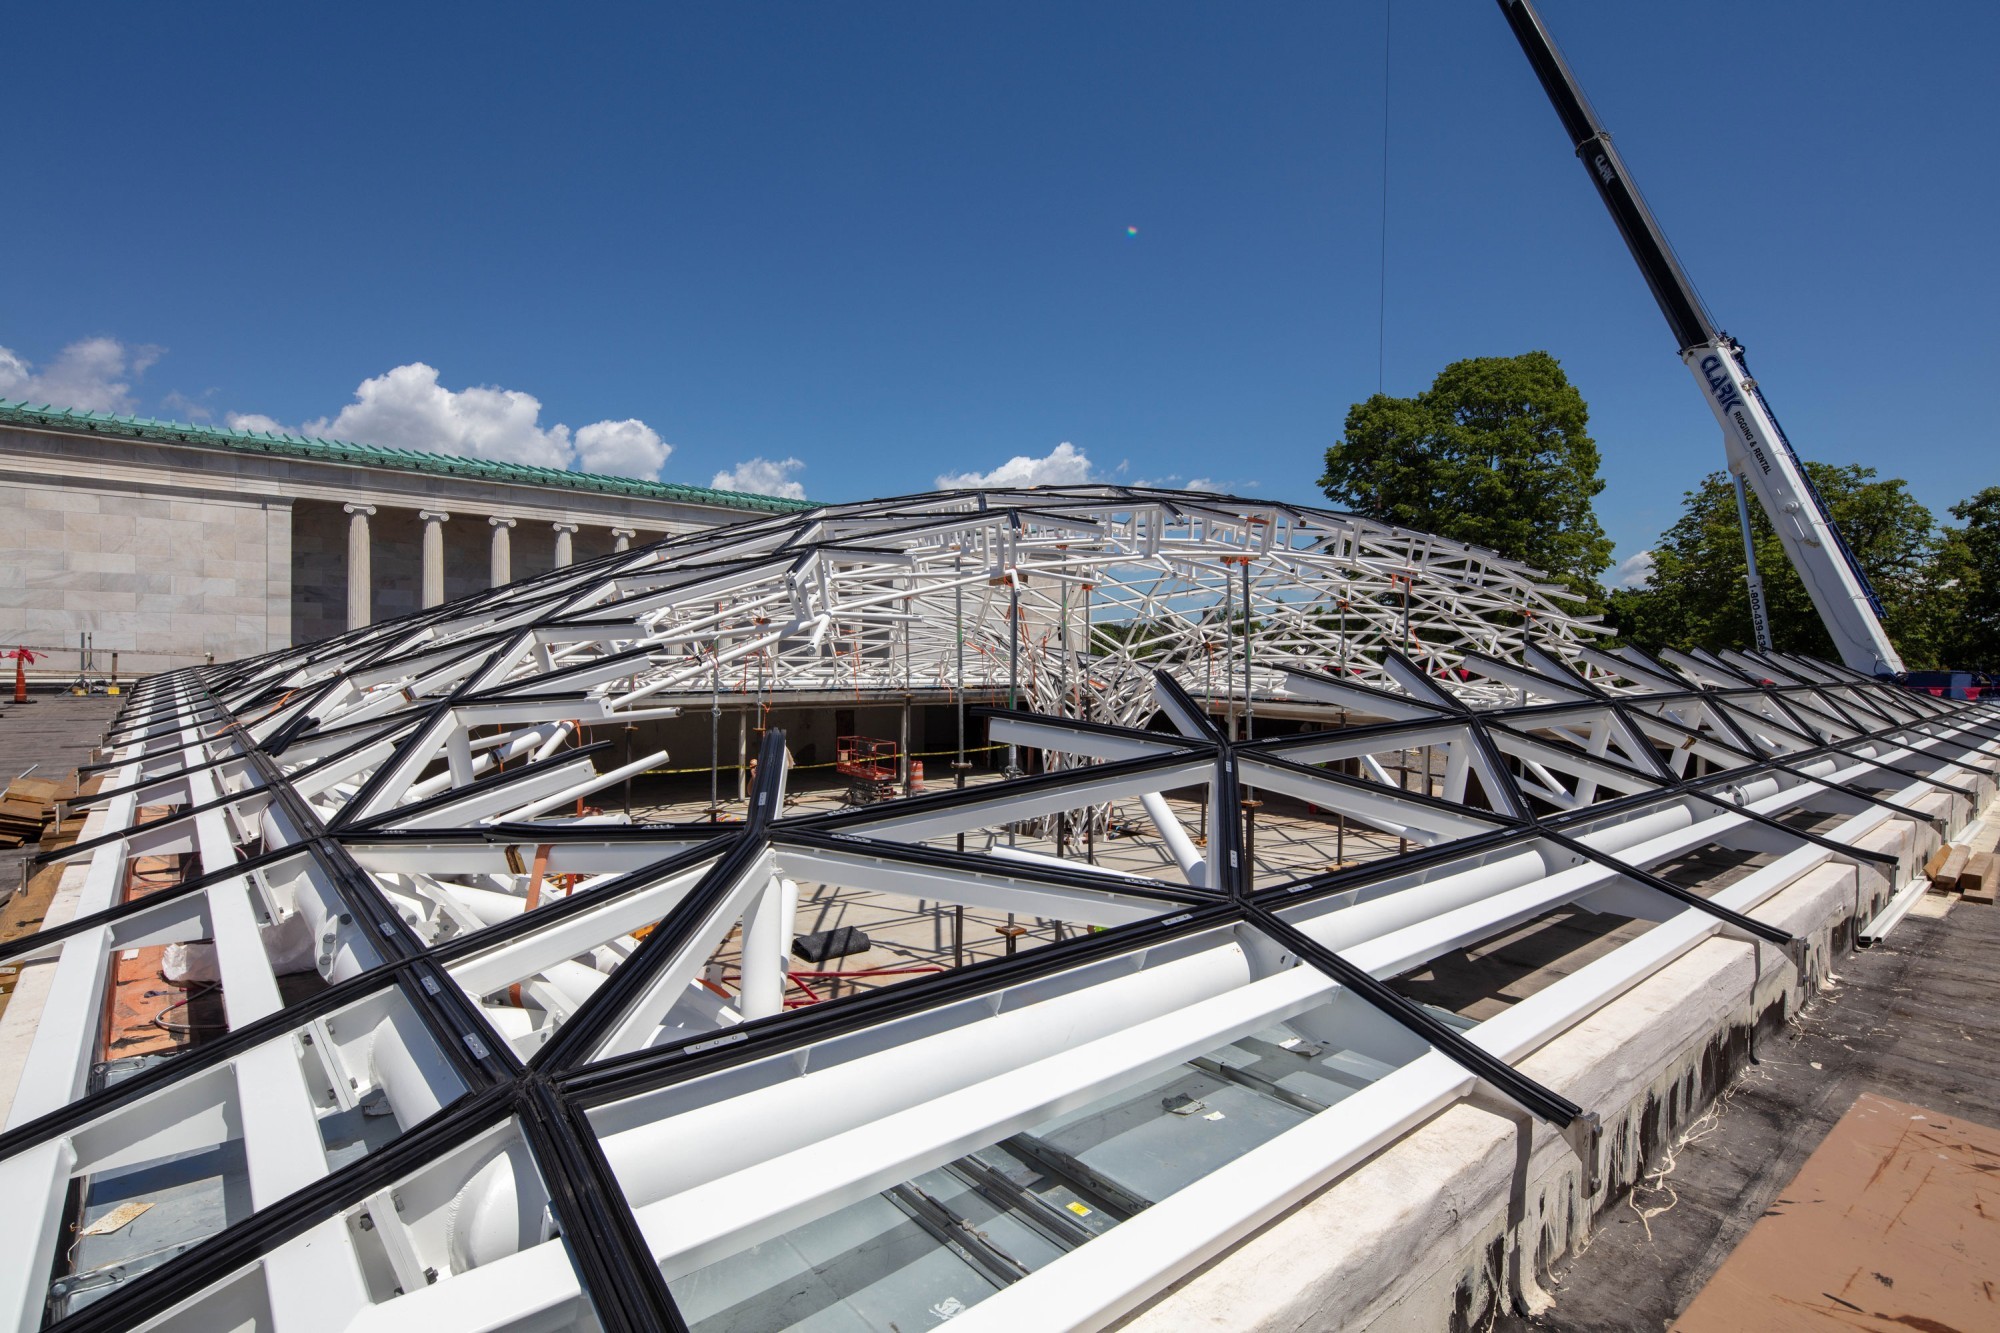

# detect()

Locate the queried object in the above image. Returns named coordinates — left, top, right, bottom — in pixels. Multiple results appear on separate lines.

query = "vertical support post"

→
left=487, top=516, right=515, bottom=589
left=899, top=698, right=912, bottom=794
left=1731, top=470, right=1774, bottom=651
left=739, top=875, right=798, bottom=1020
left=737, top=712, right=748, bottom=802
left=419, top=511, right=450, bottom=608
left=623, top=722, right=637, bottom=817
left=1221, top=564, right=1237, bottom=742
left=1240, top=552, right=1254, bottom=741
left=342, top=503, right=375, bottom=632
left=710, top=623, right=722, bottom=820
left=954, top=545, right=970, bottom=849
left=552, top=522, right=577, bottom=568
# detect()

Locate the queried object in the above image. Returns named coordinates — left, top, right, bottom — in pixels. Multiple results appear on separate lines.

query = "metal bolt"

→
left=358, top=1214, right=375, bottom=1231
left=424, top=1267, right=438, bottom=1285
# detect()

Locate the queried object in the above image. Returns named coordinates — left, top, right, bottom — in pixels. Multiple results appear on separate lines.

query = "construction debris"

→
left=0, top=771, right=89, bottom=849
left=1932, top=844, right=1972, bottom=894
left=1961, top=852, right=1995, bottom=905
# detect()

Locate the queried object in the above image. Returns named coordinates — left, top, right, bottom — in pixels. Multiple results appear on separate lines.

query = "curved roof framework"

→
left=1, top=491, right=1992, bottom=1333
left=224, top=486, right=1606, bottom=736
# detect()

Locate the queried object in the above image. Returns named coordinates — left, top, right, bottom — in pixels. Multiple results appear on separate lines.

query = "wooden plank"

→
left=1932, top=844, right=1970, bottom=893
left=1961, top=852, right=1995, bottom=905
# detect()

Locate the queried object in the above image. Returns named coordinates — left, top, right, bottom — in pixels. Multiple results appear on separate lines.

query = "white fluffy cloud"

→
left=712, top=456, right=808, bottom=500
left=575, top=419, right=670, bottom=477
left=226, top=412, right=289, bottom=434
left=937, top=441, right=1095, bottom=489
left=0, top=337, right=161, bottom=413
left=1613, top=550, right=1656, bottom=589
left=285, top=362, right=672, bottom=479
left=304, top=363, right=573, bottom=469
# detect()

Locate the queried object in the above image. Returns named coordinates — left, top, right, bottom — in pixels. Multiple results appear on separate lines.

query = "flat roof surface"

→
left=1499, top=886, right=2000, bottom=1331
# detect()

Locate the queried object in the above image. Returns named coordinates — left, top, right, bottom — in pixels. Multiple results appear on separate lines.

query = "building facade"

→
left=0, top=399, right=810, bottom=675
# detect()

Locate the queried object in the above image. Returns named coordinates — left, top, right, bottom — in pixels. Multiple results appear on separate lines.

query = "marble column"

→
left=343, top=503, right=375, bottom=631
left=553, top=522, right=578, bottom=568
left=612, top=528, right=635, bottom=553
left=489, top=516, right=516, bottom=588
left=419, top=511, right=450, bottom=608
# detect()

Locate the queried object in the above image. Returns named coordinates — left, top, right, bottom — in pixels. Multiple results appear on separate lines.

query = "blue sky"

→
left=3, top=1, right=1993, bottom=581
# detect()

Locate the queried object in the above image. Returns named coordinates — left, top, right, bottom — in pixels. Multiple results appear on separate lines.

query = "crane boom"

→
left=1496, top=0, right=1904, bottom=674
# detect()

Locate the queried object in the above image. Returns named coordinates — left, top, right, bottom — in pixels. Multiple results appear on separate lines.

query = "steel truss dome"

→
left=1, top=488, right=1993, bottom=1333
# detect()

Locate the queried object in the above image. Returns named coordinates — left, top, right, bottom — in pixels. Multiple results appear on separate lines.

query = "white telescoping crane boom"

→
left=1497, top=0, right=1904, bottom=674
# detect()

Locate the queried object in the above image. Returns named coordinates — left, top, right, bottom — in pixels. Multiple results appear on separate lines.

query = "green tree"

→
left=1936, top=486, right=2000, bottom=668
left=1610, top=463, right=1950, bottom=666
left=1320, top=352, right=1614, bottom=597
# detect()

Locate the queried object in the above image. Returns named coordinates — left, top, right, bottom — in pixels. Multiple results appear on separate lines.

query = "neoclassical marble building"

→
left=0, top=399, right=810, bottom=674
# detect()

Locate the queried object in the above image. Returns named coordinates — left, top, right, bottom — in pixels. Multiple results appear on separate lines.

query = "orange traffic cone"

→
left=12, top=652, right=26, bottom=704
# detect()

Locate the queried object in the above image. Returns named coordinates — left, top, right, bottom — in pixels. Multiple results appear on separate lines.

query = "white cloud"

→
left=576, top=418, right=671, bottom=477
left=160, top=390, right=214, bottom=421
left=0, top=337, right=161, bottom=413
left=1613, top=550, right=1655, bottom=589
left=937, top=441, right=1095, bottom=489
left=305, top=362, right=574, bottom=470
left=295, top=361, right=671, bottom=479
left=712, top=456, right=807, bottom=500
left=226, top=412, right=290, bottom=434
left=1184, top=478, right=1217, bottom=492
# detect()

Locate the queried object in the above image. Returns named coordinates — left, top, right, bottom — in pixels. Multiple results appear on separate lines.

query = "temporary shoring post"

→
left=1006, top=571, right=1021, bottom=769
left=955, top=546, right=969, bottom=853
left=709, top=621, right=722, bottom=821
left=1220, top=562, right=1237, bottom=742
left=899, top=588, right=913, bottom=794
left=1732, top=470, right=1775, bottom=651
left=1241, top=552, right=1255, bottom=742
left=1007, top=568, right=1021, bottom=847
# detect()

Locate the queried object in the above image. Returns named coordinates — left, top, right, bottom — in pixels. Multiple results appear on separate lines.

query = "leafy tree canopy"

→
left=1937, top=486, right=2000, bottom=668
left=1609, top=463, right=1964, bottom=667
left=1320, top=352, right=1614, bottom=598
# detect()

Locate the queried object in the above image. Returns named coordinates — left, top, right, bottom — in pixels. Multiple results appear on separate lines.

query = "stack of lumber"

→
left=1925, top=842, right=1997, bottom=905
left=0, top=774, right=64, bottom=848
left=0, top=771, right=94, bottom=850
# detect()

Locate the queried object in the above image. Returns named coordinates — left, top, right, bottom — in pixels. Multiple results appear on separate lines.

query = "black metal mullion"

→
left=1539, top=830, right=1799, bottom=952
left=557, top=901, right=1237, bottom=1107
left=1244, top=907, right=1586, bottom=1127
left=46, top=1087, right=517, bottom=1333
left=537, top=732, right=789, bottom=1070
left=519, top=1081, right=691, bottom=1333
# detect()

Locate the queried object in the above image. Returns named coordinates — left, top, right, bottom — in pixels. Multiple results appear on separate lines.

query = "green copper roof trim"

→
left=0, top=397, right=817, bottom=515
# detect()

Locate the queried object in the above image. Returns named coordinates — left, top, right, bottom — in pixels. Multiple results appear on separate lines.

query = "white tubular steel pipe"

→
left=738, top=875, right=797, bottom=1020
left=493, top=750, right=666, bottom=823
left=406, top=723, right=568, bottom=802
left=1140, top=791, right=1206, bottom=883
left=637, top=961, right=1340, bottom=1283
left=596, top=941, right=1264, bottom=1209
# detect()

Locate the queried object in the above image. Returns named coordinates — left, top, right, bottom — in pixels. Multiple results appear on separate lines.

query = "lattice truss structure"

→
left=1, top=489, right=1996, bottom=1333
left=205, top=486, right=1604, bottom=741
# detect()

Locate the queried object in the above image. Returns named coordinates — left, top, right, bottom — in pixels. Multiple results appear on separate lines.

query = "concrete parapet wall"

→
left=1120, top=799, right=1968, bottom=1332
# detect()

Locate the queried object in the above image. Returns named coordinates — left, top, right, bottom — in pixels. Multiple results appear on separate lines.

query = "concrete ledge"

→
left=1120, top=798, right=1973, bottom=1332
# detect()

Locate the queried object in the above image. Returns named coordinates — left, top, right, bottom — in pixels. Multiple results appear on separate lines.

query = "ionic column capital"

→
left=611, top=527, right=636, bottom=540
left=419, top=509, right=451, bottom=523
left=343, top=502, right=377, bottom=516
left=551, top=522, right=579, bottom=534
left=489, top=516, right=517, bottom=529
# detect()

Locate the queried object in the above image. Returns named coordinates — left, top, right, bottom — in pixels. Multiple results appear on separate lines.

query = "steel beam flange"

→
left=1245, top=907, right=1587, bottom=1129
